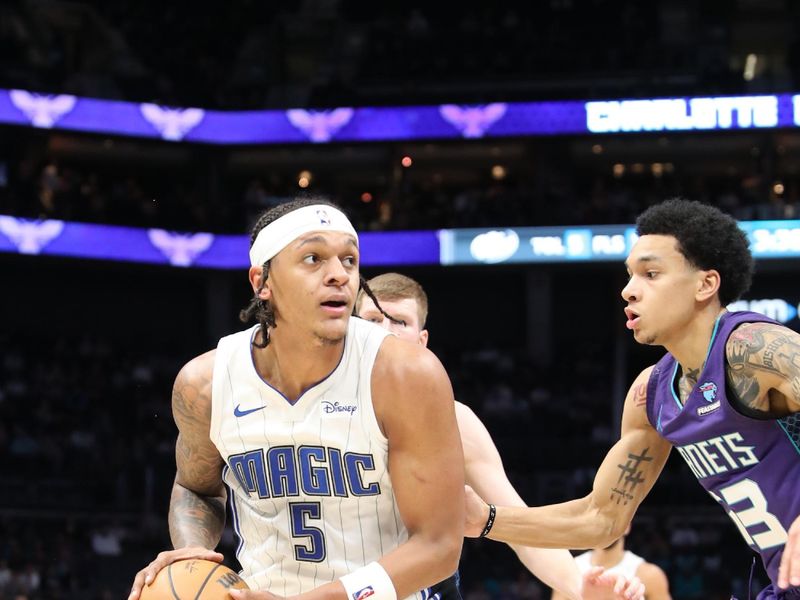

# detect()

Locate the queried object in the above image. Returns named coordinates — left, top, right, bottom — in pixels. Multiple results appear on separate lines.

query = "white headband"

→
left=249, top=204, right=359, bottom=267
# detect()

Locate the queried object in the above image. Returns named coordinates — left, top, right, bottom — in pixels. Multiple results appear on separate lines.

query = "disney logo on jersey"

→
left=322, top=401, right=357, bottom=415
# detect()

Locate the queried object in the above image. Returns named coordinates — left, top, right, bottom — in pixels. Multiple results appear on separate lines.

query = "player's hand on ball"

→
left=464, top=485, right=491, bottom=537
left=128, top=546, right=224, bottom=600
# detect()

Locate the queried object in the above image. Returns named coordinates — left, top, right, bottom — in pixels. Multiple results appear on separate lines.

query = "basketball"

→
left=140, top=559, right=249, bottom=600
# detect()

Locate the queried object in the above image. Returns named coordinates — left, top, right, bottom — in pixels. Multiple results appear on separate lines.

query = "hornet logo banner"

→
left=439, top=103, right=507, bottom=138
left=140, top=104, right=205, bottom=141
left=0, top=216, right=65, bottom=254
left=148, top=229, right=214, bottom=266
left=9, top=90, right=77, bottom=128
left=286, top=108, right=355, bottom=142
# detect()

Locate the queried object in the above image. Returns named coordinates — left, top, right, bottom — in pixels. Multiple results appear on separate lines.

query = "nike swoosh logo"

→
left=233, top=404, right=266, bottom=418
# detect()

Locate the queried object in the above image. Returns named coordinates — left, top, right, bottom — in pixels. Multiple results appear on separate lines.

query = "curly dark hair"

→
left=636, top=198, right=753, bottom=305
left=239, top=196, right=400, bottom=347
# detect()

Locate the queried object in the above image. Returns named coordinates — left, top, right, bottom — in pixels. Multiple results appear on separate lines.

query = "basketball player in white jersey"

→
left=129, top=198, right=465, bottom=600
left=356, top=273, right=646, bottom=600
left=551, top=526, right=671, bottom=600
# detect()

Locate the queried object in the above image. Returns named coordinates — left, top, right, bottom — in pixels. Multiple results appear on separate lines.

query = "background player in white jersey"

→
left=551, top=525, right=671, bottom=600
left=129, top=198, right=465, bottom=600
left=356, top=272, right=646, bottom=600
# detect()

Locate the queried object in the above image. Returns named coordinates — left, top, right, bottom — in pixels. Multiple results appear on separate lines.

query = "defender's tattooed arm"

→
left=465, top=366, right=672, bottom=549
left=726, top=322, right=800, bottom=416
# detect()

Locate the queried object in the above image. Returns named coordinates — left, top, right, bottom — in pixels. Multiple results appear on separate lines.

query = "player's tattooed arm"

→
left=726, top=322, right=800, bottom=415
left=169, top=350, right=227, bottom=549
left=609, top=447, right=655, bottom=507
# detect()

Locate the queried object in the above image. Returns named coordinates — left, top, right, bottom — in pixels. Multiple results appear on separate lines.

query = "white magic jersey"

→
left=210, top=317, right=423, bottom=599
left=574, top=549, right=645, bottom=580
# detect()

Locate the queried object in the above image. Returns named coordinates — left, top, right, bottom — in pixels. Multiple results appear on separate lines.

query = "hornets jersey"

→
left=646, top=311, right=800, bottom=590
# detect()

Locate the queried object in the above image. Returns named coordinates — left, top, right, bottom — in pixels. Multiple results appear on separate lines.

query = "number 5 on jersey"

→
left=290, top=502, right=327, bottom=562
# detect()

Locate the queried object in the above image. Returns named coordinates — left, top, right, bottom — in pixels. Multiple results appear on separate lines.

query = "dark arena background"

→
left=2, top=2, right=800, bottom=598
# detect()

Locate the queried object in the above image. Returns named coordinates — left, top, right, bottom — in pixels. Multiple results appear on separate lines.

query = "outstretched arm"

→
left=458, top=402, right=644, bottom=600
left=466, top=367, right=672, bottom=550
left=456, top=402, right=584, bottom=598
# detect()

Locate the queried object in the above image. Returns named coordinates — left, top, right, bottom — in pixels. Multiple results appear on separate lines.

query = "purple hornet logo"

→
left=9, top=90, right=77, bottom=128
left=139, top=104, right=205, bottom=141
left=0, top=216, right=64, bottom=254
left=147, top=229, right=214, bottom=266
left=439, top=103, right=507, bottom=138
left=286, top=108, right=355, bottom=143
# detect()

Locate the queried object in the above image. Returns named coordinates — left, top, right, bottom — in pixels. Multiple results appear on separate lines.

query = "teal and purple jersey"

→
left=646, top=311, right=800, bottom=592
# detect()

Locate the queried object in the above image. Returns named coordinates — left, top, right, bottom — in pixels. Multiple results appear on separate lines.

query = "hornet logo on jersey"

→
left=439, top=103, right=507, bottom=138
left=697, top=381, right=721, bottom=416
left=699, top=382, right=717, bottom=402
left=286, top=108, right=355, bottom=143
left=9, top=90, right=77, bottom=128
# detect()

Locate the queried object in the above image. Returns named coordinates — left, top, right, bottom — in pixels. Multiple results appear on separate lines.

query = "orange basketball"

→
left=140, top=559, right=249, bottom=600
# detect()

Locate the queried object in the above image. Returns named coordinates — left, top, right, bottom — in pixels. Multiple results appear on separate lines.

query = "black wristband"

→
left=479, top=504, right=496, bottom=538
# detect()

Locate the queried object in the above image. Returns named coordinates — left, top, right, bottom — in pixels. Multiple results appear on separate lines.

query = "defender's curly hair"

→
left=239, top=196, right=400, bottom=348
left=636, top=198, right=753, bottom=305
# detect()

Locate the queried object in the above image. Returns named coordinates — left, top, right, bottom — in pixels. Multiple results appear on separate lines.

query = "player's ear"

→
left=696, top=268, right=720, bottom=303
left=419, top=329, right=429, bottom=348
left=249, top=265, right=271, bottom=300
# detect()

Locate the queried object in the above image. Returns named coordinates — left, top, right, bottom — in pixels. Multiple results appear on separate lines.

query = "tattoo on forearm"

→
left=169, top=484, right=226, bottom=549
left=610, top=448, right=653, bottom=505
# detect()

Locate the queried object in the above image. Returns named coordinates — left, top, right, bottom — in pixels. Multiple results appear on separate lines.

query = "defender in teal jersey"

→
left=465, top=199, right=800, bottom=599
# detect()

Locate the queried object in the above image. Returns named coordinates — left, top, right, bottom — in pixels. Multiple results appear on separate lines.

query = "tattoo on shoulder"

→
left=610, top=447, right=653, bottom=506
left=727, top=323, right=800, bottom=410
left=173, top=369, right=213, bottom=430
